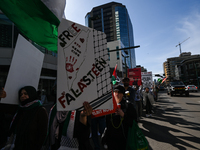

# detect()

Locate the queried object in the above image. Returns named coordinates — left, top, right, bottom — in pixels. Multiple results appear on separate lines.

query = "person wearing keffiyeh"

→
left=2, top=86, right=48, bottom=150
left=44, top=101, right=93, bottom=150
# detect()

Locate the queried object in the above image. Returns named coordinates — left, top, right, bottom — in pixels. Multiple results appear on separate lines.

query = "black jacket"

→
left=105, top=99, right=137, bottom=141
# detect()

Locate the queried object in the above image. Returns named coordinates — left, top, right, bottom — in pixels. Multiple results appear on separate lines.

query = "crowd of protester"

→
left=0, top=77, right=157, bottom=150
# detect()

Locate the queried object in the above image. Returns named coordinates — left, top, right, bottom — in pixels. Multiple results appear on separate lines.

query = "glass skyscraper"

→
left=85, top=2, right=136, bottom=68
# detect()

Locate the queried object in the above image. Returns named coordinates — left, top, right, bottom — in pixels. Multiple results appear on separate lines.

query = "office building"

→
left=163, top=52, right=200, bottom=86
left=85, top=2, right=136, bottom=70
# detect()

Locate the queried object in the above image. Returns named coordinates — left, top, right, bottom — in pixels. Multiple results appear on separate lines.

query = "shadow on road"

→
left=140, top=92, right=200, bottom=150
left=186, top=102, right=200, bottom=105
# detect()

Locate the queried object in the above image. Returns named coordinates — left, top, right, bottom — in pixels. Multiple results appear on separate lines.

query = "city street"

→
left=139, top=90, right=200, bottom=150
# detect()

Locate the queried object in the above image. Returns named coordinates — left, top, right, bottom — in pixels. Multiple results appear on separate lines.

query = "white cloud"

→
left=176, top=11, right=200, bottom=55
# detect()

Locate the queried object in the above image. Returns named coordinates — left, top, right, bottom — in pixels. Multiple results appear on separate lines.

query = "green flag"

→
left=157, top=78, right=162, bottom=83
left=0, top=0, right=66, bottom=52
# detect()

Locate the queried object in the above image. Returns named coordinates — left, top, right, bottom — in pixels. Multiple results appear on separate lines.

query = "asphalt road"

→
left=139, top=90, right=200, bottom=150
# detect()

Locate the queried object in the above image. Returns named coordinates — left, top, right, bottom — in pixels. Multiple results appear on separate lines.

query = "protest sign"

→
left=1, top=34, right=44, bottom=105
left=128, top=68, right=142, bottom=86
left=57, top=19, right=113, bottom=111
left=91, top=91, right=117, bottom=118
left=141, top=72, right=153, bottom=88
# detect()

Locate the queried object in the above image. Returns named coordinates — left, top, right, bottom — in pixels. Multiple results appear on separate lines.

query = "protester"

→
left=0, top=87, right=8, bottom=149
left=2, top=86, right=48, bottom=150
left=101, top=85, right=137, bottom=150
left=154, top=85, right=159, bottom=101
left=0, top=87, right=6, bottom=99
left=143, top=87, right=155, bottom=117
left=91, top=116, right=106, bottom=150
left=45, top=101, right=93, bottom=150
left=122, top=77, right=135, bottom=107
left=135, top=85, right=142, bottom=120
left=139, top=83, right=144, bottom=106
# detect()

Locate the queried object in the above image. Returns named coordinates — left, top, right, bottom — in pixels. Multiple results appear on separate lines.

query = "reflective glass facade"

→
left=85, top=2, right=136, bottom=68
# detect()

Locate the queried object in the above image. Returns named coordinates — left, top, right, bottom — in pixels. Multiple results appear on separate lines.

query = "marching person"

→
left=143, top=87, right=155, bottom=117
left=135, top=85, right=142, bottom=120
left=45, top=101, right=93, bottom=150
left=122, top=77, right=136, bottom=107
left=91, top=116, right=106, bottom=150
left=101, top=85, right=137, bottom=150
left=2, top=86, right=48, bottom=150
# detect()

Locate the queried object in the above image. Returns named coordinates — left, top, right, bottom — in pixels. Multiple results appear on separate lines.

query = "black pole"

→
left=125, top=57, right=127, bottom=77
left=108, top=45, right=140, bottom=52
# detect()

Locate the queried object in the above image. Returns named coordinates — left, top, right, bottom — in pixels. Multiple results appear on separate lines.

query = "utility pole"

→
left=194, top=63, right=199, bottom=89
left=176, top=37, right=190, bottom=54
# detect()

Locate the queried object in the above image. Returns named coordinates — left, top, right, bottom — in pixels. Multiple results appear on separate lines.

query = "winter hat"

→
left=114, top=85, right=125, bottom=95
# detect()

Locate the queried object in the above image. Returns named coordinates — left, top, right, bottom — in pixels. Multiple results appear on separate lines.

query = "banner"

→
left=141, top=72, right=153, bottom=88
left=91, top=91, right=117, bottom=118
left=57, top=19, right=113, bottom=111
left=128, top=68, right=142, bottom=86
left=1, top=34, right=44, bottom=105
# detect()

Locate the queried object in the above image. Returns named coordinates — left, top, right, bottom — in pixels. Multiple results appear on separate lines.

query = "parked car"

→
left=186, top=85, right=198, bottom=92
left=167, top=80, right=189, bottom=96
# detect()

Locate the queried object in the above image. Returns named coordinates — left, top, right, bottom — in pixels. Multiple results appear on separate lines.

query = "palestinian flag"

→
left=157, top=78, right=162, bottom=83
left=161, top=77, right=167, bottom=84
left=112, top=64, right=117, bottom=85
left=0, top=0, right=66, bottom=52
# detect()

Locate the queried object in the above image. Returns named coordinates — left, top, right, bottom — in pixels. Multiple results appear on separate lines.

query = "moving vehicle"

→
left=167, top=80, right=189, bottom=96
left=186, top=85, right=198, bottom=92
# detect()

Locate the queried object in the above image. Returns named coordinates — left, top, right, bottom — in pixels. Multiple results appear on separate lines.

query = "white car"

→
left=186, top=85, right=198, bottom=92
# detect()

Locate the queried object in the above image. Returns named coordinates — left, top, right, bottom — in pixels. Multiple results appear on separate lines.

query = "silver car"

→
left=186, top=85, right=198, bottom=92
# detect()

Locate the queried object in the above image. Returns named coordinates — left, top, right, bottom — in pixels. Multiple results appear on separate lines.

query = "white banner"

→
left=57, top=19, right=112, bottom=111
left=141, top=72, right=153, bottom=88
left=1, top=34, right=44, bottom=105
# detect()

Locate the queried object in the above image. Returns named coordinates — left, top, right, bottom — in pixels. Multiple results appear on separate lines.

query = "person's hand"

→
left=115, top=108, right=124, bottom=118
left=80, top=101, right=93, bottom=125
left=0, top=88, right=6, bottom=98
left=80, top=101, right=93, bottom=117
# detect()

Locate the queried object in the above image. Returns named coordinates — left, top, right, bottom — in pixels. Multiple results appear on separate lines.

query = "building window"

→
left=189, top=64, right=193, bottom=69
left=107, top=48, right=110, bottom=61
left=195, top=62, right=200, bottom=68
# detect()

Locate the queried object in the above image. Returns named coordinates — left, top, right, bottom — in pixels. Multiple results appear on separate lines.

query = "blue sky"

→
left=65, top=0, right=200, bottom=77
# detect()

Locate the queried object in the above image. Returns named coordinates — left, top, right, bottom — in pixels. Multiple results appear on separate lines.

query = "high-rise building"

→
left=85, top=2, right=136, bottom=69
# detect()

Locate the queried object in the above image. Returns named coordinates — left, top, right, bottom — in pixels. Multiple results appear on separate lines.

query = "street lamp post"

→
left=108, top=45, right=140, bottom=77
left=194, top=63, right=199, bottom=89
left=121, top=54, right=129, bottom=77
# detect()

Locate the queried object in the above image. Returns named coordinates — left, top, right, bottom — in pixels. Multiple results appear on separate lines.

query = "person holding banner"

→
left=143, top=87, right=155, bottom=117
left=101, top=85, right=137, bottom=150
left=2, top=86, right=48, bottom=150
left=0, top=87, right=6, bottom=99
left=122, top=77, right=136, bottom=107
left=45, top=101, right=93, bottom=150
left=0, top=87, right=8, bottom=149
